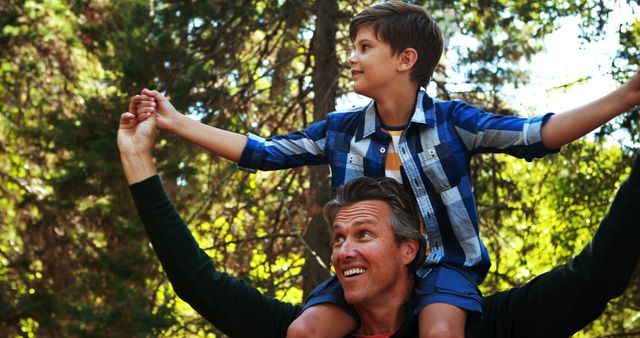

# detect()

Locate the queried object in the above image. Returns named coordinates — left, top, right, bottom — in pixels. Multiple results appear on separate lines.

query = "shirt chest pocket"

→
left=418, top=142, right=462, bottom=193
left=333, top=152, right=365, bottom=182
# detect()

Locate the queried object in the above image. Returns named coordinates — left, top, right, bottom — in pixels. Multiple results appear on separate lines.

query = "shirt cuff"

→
left=237, top=132, right=265, bottom=173
left=522, top=112, right=561, bottom=161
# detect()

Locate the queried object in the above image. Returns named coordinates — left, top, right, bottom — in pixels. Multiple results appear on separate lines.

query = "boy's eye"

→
left=361, top=44, right=370, bottom=51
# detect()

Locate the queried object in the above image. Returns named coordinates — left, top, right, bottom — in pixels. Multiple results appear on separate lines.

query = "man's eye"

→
left=333, top=235, right=345, bottom=245
left=358, top=230, right=371, bottom=239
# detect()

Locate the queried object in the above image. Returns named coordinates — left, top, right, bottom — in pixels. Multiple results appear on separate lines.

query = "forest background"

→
left=1, top=0, right=640, bottom=337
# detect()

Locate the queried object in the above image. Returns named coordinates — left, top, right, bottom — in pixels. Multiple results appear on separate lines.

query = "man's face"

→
left=348, top=25, right=401, bottom=99
left=331, top=200, right=416, bottom=307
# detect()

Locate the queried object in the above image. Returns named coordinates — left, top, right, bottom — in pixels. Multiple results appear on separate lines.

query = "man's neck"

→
left=373, top=84, right=419, bottom=128
left=354, top=304, right=406, bottom=336
left=353, top=274, right=414, bottom=336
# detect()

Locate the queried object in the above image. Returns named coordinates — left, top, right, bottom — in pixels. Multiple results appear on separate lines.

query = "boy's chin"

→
left=353, top=87, right=373, bottom=99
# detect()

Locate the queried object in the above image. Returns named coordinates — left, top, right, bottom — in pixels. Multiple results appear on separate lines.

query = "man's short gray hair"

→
left=323, top=176, right=426, bottom=271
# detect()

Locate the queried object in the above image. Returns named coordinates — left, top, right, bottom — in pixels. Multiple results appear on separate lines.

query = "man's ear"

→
left=401, top=239, right=418, bottom=264
left=397, top=48, right=418, bottom=73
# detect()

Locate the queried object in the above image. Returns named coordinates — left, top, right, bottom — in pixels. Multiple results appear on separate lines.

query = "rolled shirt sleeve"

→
left=452, top=100, right=560, bottom=161
left=238, top=120, right=329, bottom=172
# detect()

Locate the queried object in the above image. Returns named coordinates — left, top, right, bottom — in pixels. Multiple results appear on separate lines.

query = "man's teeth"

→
left=344, top=268, right=366, bottom=277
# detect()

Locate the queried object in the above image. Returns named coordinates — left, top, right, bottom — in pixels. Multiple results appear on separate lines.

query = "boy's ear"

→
left=397, top=48, right=418, bottom=73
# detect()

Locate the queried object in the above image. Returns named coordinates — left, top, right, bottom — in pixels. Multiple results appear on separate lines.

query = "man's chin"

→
left=343, top=289, right=365, bottom=305
left=343, top=294, right=361, bottom=305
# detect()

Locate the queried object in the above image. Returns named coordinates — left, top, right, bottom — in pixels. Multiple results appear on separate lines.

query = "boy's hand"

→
left=620, top=71, right=640, bottom=110
left=129, top=89, right=182, bottom=132
left=129, top=94, right=155, bottom=122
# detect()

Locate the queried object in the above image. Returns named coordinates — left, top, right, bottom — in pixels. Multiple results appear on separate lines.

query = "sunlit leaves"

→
left=476, top=141, right=636, bottom=335
left=2, top=0, right=640, bottom=336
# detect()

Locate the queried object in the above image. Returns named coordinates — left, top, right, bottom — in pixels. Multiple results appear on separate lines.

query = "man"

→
left=118, top=110, right=640, bottom=337
left=314, top=174, right=428, bottom=336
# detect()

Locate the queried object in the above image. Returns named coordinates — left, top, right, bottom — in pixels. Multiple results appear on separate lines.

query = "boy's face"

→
left=349, top=25, right=402, bottom=99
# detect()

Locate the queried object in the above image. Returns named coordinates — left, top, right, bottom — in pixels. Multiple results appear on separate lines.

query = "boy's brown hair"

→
left=349, top=1, right=444, bottom=88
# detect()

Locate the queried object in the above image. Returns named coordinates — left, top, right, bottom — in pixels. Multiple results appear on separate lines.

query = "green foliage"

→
left=0, top=0, right=176, bottom=336
left=599, top=13, right=640, bottom=145
left=426, top=0, right=614, bottom=107
left=474, top=142, right=638, bottom=335
left=1, top=0, right=639, bottom=336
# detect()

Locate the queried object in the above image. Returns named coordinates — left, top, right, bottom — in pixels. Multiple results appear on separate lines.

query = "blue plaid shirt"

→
left=239, top=90, right=557, bottom=282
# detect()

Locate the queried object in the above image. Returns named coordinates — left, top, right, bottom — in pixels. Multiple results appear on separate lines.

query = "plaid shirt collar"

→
left=356, top=90, right=436, bottom=142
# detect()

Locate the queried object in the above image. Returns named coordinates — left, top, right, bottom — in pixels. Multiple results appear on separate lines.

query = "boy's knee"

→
left=287, top=304, right=357, bottom=338
left=420, top=322, right=465, bottom=338
left=287, top=318, right=318, bottom=338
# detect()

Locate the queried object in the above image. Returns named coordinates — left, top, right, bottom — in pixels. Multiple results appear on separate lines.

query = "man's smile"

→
left=343, top=267, right=366, bottom=277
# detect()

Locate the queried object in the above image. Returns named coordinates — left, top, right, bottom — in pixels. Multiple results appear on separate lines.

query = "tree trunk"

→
left=301, top=0, right=340, bottom=298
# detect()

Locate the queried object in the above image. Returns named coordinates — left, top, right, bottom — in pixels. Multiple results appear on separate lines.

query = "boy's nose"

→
left=348, top=52, right=357, bottom=65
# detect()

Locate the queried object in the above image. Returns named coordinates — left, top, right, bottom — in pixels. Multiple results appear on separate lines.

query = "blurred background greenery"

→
left=1, top=0, right=638, bottom=336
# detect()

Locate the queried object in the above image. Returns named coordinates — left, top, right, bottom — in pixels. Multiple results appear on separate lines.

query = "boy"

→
left=132, top=1, right=640, bottom=337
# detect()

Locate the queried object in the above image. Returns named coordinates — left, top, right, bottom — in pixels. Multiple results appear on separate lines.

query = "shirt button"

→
left=380, top=147, right=386, bottom=153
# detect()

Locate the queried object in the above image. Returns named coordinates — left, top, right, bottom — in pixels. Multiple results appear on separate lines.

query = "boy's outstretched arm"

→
left=540, top=71, right=640, bottom=149
left=132, top=89, right=248, bottom=163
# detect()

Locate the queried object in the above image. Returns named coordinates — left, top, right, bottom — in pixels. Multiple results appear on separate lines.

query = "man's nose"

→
left=336, top=238, right=356, bottom=261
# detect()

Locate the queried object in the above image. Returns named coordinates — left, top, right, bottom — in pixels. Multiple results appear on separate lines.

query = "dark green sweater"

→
left=130, top=157, right=640, bottom=338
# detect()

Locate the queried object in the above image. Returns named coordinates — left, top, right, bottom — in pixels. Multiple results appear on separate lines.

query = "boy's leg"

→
left=287, top=303, right=357, bottom=338
left=473, top=156, right=640, bottom=338
left=415, top=265, right=482, bottom=338
left=419, top=303, right=466, bottom=338
left=288, top=276, right=358, bottom=338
